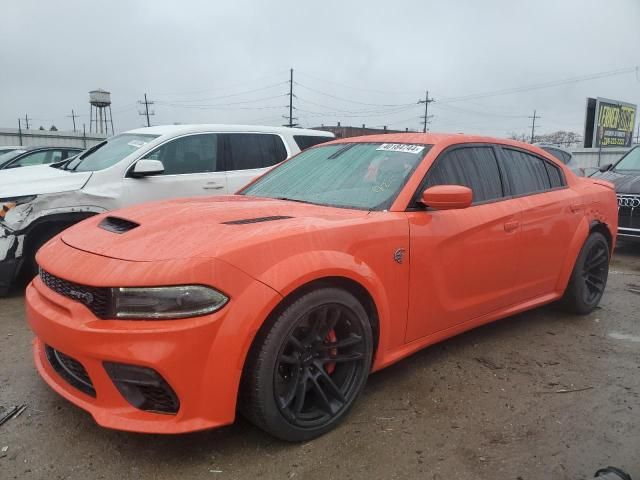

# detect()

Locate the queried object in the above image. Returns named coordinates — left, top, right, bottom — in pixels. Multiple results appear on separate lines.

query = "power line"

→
left=138, top=93, right=155, bottom=127
left=418, top=90, right=435, bottom=133
left=155, top=94, right=286, bottom=109
left=294, top=82, right=415, bottom=108
left=156, top=82, right=287, bottom=104
left=439, top=66, right=638, bottom=104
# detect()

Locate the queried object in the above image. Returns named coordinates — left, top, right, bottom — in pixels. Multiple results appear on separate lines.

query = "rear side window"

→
left=294, top=135, right=333, bottom=150
left=501, top=149, right=551, bottom=195
left=144, top=133, right=219, bottom=175
left=225, top=133, right=288, bottom=170
left=424, top=146, right=504, bottom=204
left=545, top=162, right=564, bottom=188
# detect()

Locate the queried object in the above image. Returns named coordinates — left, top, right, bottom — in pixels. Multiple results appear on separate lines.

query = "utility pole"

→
left=24, top=114, right=31, bottom=130
left=18, top=118, right=23, bottom=146
left=417, top=90, right=435, bottom=133
left=283, top=68, right=298, bottom=127
left=528, top=110, right=540, bottom=143
left=138, top=93, right=155, bottom=127
left=67, top=109, right=78, bottom=132
left=635, top=118, right=640, bottom=145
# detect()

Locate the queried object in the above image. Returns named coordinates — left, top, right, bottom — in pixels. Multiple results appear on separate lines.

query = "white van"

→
left=0, top=124, right=334, bottom=294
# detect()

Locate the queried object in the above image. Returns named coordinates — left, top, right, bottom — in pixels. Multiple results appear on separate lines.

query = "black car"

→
left=593, top=145, right=640, bottom=239
left=0, top=146, right=82, bottom=170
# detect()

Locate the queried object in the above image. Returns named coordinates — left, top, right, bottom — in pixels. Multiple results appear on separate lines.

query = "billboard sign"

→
left=584, top=97, right=637, bottom=148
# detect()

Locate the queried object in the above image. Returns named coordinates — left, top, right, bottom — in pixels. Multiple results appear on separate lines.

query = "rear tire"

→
left=240, top=287, right=373, bottom=442
left=562, top=232, right=610, bottom=315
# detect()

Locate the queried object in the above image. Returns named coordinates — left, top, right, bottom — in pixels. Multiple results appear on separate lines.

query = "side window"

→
left=143, top=134, right=218, bottom=175
left=424, top=147, right=504, bottom=204
left=13, top=150, right=51, bottom=167
left=545, top=161, right=564, bottom=188
left=225, top=133, right=288, bottom=171
left=294, top=135, right=333, bottom=150
left=502, top=149, right=551, bottom=195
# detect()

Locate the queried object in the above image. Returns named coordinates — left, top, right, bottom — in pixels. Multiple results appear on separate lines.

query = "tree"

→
left=38, top=126, right=45, bottom=131
left=49, top=125, right=58, bottom=131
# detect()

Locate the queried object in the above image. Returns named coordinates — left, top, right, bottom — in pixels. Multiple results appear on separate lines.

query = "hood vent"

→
left=222, top=215, right=293, bottom=225
left=99, top=216, right=140, bottom=234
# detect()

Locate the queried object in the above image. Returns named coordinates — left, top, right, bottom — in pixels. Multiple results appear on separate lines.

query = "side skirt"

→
left=372, top=292, right=561, bottom=372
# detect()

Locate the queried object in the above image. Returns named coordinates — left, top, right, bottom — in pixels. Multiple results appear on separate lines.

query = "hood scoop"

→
left=99, top=216, right=140, bottom=234
left=222, top=215, right=293, bottom=225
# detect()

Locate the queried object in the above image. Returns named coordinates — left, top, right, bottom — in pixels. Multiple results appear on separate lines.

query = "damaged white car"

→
left=0, top=124, right=334, bottom=294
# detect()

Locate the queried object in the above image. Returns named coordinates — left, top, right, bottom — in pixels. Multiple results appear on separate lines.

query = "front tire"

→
left=562, top=232, right=610, bottom=314
left=240, top=287, right=373, bottom=441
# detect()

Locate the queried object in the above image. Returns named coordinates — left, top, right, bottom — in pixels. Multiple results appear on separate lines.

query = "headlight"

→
left=0, top=195, right=36, bottom=220
left=112, top=285, right=229, bottom=320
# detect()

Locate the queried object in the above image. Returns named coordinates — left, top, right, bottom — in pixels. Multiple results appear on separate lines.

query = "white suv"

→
left=0, top=124, right=334, bottom=294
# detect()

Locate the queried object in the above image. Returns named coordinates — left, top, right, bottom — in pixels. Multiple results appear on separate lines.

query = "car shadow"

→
left=61, top=302, right=581, bottom=464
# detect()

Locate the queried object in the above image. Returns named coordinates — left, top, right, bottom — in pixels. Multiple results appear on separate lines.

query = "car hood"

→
left=61, top=195, right=371, bottom=263
left=0, top=165, right=92, bottom=198
left=592, top=170, right=640, bottom=194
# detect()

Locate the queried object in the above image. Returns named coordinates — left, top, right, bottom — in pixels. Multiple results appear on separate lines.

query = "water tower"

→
left=89, top=89, right=114, bottom=135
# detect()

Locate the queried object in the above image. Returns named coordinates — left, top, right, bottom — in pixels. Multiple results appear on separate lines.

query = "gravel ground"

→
left=1, top=242, right=639, bottom=480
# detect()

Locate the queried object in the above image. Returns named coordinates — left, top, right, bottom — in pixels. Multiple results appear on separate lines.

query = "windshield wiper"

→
left=66, top=140, right=107, bottom=170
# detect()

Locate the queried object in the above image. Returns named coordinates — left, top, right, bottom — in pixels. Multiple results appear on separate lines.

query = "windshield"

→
left=613, top=146, right=640, bottom=173
left=0, top=150, right=27, bottom=167
left=66, top=133, right=159, bottom=172
left=241, top=142, right=431, bottom=210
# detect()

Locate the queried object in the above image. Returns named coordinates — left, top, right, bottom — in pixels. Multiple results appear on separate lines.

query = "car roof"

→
left=125, top=124, right=335, bottom=137
left=6, top=146, right=82, bottom=152
left=325, top=132, right=540, bottom=150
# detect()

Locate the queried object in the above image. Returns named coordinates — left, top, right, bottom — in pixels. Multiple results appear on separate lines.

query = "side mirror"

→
left=130, top=159, right=164, bottom=177
left=420, top=185, right=473, bottom=210
left=598, top=163, right=613, bottom=173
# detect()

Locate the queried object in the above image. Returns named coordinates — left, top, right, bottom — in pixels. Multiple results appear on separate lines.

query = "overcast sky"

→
left=2, top=0, right=639, bottom=138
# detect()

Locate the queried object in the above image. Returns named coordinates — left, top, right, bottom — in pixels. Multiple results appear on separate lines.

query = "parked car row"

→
left=0, top=146, right=82, bottom=170
left=22, top=132, right=617, bottom=441
left=0, top=125, right=335, bottom=295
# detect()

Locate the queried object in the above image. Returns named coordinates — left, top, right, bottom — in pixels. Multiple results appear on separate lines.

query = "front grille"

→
left=99, top=216, right=140, bottom=234
left=39, top=268, right=111, bottom=319
left=45, top=345, right=96, bottom=397
left=617, top=194, right=640, bottom=230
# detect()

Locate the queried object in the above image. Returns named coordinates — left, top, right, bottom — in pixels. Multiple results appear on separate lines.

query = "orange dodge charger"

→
left=26, top=133, right=617, bottom=441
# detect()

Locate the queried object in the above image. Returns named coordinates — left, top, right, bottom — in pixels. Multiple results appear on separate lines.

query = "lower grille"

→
left=45, top=345, right=96, bottom=397
left=104, top=362, right=180, bottom=414
left=39, top=268, right=111, bottom=319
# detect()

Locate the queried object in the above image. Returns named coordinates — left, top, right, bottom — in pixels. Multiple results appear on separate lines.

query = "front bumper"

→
left=26, top=239, right=283, bottom=434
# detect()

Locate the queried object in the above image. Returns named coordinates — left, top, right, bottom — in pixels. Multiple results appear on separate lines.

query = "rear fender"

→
left=555, top=218, right=589, bottom=293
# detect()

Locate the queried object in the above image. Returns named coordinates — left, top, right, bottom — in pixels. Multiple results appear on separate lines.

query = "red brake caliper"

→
left=325, top=330, right=337, bottom=375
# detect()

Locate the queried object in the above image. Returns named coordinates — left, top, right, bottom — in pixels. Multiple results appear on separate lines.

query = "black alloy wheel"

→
left=581, top=239, right=609, bottom=305
left=241, top=287, right=373, bottom=441
left=562, top=232, right=610, bottom=314
left=275, top=303, right=367, bottom=428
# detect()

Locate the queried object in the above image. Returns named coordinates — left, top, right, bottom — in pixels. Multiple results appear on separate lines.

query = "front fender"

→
left=252, top=250, right=396, bottom=370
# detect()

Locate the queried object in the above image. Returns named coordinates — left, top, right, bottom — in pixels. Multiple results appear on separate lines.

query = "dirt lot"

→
left=1, top=243, right=639, bottom=480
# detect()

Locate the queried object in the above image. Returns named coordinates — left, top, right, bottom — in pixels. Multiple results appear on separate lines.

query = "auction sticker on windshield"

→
left=127, top=140, right=147, bottom=148
left=376, top=143, right=425, bottom=154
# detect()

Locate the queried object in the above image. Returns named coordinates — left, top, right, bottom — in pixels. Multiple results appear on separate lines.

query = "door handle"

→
left=203, top=183, right=224, bottom=190
left=504, top=220, right=519, bottom=232
left=570, top=203, right=584, bottom=213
